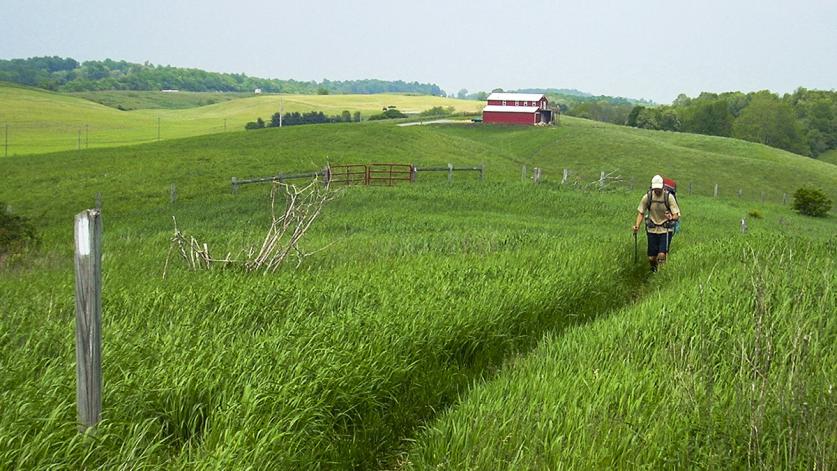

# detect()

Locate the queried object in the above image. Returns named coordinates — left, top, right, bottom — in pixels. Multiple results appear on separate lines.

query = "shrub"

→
left=0, top=204, right=38, bottom=266
left=792, top=187, right=832, bottom=217
left=747, top=209, right=763, bottom=219
left=368, top=108, right=407, bottom=121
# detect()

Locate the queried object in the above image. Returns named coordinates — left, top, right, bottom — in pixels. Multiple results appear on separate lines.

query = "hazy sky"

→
left=2, top=0, right=835, bottom=103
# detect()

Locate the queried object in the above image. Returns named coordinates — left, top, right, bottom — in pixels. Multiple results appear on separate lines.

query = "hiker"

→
left=632, top=175, right=680, bottom=272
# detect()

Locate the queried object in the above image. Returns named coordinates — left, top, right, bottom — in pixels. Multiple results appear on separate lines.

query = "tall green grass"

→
left=405, top=233, right=836, bottom=469
left=0, top=116, right=834, bottom=468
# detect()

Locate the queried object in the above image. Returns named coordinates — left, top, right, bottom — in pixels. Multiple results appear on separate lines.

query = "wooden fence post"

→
left=737, top=189, right=742, bottom=198
left=322, top=166, right=331, bottom=187
left=170, top=184, right=177, bottom=204
left=599, top=171, right=605, bottom=190
left=688, top=182, right=692, bottom=195
left=521, top=165, right=527, bottom=182
left=447, top=163, right=453, bottom=184
left=714, top=183, right=719, bottom=198
left=562, top=168, right=568, bottom=184
left=74, top=209, right=103, bottom=434
left=533, top=168, right=542, bottom=184
left=740, top=218, right=748, bottom=234
left=94, top=192, right=101, bottom=210
left=411, top=165, right=417, bottom=183
left=783, top=193, right=788, bottom=205
left=231, top=177, right=238, bottom=194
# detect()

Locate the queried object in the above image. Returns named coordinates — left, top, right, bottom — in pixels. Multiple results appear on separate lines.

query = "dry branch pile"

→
left=165, top=178, right=339, bottom=276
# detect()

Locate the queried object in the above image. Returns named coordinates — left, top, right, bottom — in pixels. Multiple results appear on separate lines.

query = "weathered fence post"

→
left=740, top=218, right=748, bottom=234
left=94, top=192, right=101, bottom=210
left=688, top=182, right=692, bottom=195
left=562, top=168, right=568, bottom=184
left=231, top=177, right=238, bottom=194
left=411, top=165, right=417, bottom=183
left=447, top=163, right=453, bottom=184
left=783, top=193, right=788, bottom=205
left=74, top=209, right=103, bottom=434
left=533, top=168, right=542, bottom=184
left=599, top=171, right=605, bottom=190
left=479, top=163, right=484, bottom=181
left=322, top=166, right=331, bottom=187
left=714, top=183, right=719, bottom=198
left=170, top=184, right=177, bottom=204
left=521, top=165, right=527, bottom=182
left=737, top=189, right=742, bottom=198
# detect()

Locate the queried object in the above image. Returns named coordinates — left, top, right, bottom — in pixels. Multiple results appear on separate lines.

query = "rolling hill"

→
left=0, top=111, right=834, bottom=469
left=0, top=83, right=483, bottom=155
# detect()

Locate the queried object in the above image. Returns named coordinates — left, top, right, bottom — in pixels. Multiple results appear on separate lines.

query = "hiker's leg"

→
left=647, top=233, right=660, bottom=271
left=656, top=233, right=669, bottom=266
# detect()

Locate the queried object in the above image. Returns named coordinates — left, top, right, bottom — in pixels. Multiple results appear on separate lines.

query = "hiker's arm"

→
left=633, top=211, right=644, bottom=233
left=666, top=194, right=681, bottom=220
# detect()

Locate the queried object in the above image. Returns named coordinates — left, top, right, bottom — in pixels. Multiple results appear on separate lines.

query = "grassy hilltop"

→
left=0, top=83, right=483, bottom=155
left=0, top=117, right=835, bottom=468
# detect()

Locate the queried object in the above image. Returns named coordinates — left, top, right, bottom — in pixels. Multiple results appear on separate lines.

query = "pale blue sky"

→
left=1, top=0, right=834, bottom=102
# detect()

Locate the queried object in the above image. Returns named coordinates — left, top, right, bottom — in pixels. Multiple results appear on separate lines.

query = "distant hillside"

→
left=0, top=56, right=444, bottom=95
left=0, top=83, right=482, bottom=155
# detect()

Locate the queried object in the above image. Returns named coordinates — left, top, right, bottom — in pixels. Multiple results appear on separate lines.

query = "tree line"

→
left=0, top=56, right=444, bottom=96
left=626, top=89, right=836, bottom=157
left=246, top=110, right=362, bottom=130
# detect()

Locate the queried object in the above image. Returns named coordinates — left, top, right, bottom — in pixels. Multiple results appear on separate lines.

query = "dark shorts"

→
left=647, top=232, right=672, bottom=256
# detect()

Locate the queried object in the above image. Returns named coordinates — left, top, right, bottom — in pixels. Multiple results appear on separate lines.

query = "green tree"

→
left=792, top=187, right=832, bottom=217
left=626, top=106, right=644, bottom=127
left=682, top=99, right=733, bottom=136
left=733, top=92, right=807, bottom=155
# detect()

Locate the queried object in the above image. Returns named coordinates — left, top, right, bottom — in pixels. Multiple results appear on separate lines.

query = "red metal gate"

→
left=327, top=164, right=368, bottom=186
left=366, top=163, right=413, bottom=186
left=327, top=164, right=414, bottom=186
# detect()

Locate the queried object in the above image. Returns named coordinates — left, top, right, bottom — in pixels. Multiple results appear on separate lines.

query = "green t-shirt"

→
left=638, top=191, right=680, bottom=234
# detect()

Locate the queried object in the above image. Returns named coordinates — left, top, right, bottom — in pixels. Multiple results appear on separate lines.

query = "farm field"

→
left=1, top=118, right=835, bottom=468
left=0, top=83, right=483, bottom=155
left=66, top=90, right=254, bottom=110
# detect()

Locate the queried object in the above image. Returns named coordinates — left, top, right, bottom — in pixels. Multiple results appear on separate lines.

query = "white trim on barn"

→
left=482, top=105, right=540, bottom=113
left=487, top=92, right=545, bottom=102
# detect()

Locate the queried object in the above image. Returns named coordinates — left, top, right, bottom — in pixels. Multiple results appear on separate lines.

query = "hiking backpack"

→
left=645, top=177, right=680, bottom=233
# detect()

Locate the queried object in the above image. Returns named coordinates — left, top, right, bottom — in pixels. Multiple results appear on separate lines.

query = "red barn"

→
left=482, top=92, right=554, bottom=125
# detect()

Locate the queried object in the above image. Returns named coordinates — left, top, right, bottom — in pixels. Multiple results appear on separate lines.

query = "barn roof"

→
left=487, top=92, right=545, bottom=102
left=483, top=105, right=540, bottom=113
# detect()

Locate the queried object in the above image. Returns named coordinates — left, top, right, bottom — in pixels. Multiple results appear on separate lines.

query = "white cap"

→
left=651, top=175, right=664, bottom=189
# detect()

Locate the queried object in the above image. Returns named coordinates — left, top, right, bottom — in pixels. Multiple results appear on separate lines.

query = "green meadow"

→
left=0, top=115, right=835, bottom=468
left=0, top=83, right=483, bottom=155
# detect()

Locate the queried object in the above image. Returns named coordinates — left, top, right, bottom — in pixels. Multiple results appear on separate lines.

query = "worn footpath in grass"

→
left=405, top=231, right=836, bottom=469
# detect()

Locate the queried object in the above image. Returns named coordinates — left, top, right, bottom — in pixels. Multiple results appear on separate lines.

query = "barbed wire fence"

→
left=1, top=119, right=233, bottom=156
